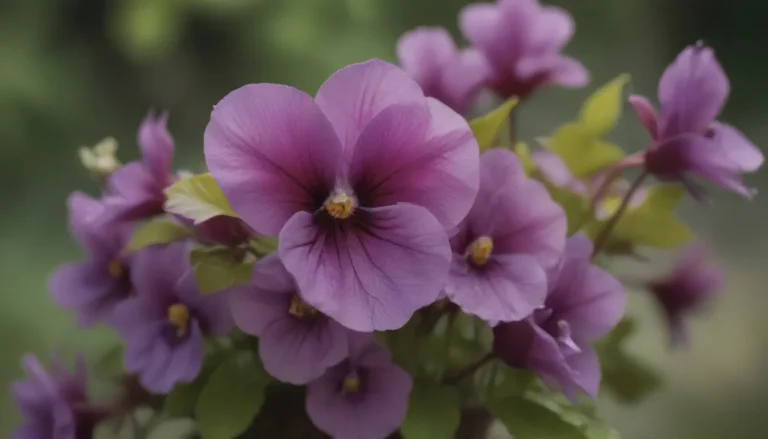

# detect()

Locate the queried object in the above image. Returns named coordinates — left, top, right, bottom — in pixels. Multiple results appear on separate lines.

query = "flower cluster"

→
left=12, top=0, right=762, bottom=438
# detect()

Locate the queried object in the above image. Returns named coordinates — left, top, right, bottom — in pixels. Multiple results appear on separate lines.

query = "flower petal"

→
left=204, top=84, right=343, bottom=236
left=459, top=3, right=500, bottom=54
left=67, top=192, right=105, bottom=254
left=517, top=56, right=589, bottom=88
left=528, top=6, right=575, bottom=54
left=279, top=204, right=451, bottom=331
left=439, top=49, right=491, bottom=114
left=101, top=162, right=166, bottom=223
left=49, top=262, right=127, bottom=327
left=628, top=95, right=659, bottom=140
left=138, top=112, right=174, bottom=185
left=314, top=59, right=425, bottom=152
left=710, top=123, right=764, bottom=172
left=396, top=27, right=456, bottom=92
left=129, top=242, right=191, bottom=300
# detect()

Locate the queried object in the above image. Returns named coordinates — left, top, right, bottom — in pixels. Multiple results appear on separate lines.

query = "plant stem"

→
left=591, top=171, right=648, bottom=259
left=444, top=353, right=494, bottom=385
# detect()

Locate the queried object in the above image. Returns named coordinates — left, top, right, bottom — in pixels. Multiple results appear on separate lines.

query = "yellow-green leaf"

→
left=579, top=74, right=630, bottom=137
left=401, top=381, right=460, bottom=439
left=514, top=142, right=537, bottom=175
left=165, top=173, right=238, bottom=225
left=470, top=98, right=519, bottom=151
left=190, top=247, right=254, bottom=295
left=545, top=123, right=625, bottom=177
left=126, top=219, right=193, bottom=251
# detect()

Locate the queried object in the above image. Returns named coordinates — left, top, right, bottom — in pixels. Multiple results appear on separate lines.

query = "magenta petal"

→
left=710, top=123, right=764, bottom=172
left=138, top=112, right=174, bottom=184
left=445, top=254, right=547, bottom=322
left=563, top=347, right=601, bottom=398
left=528, top=6, right=575, bottom=53
left=459, top=3, right=502, bottom=56
left=204, top=84, right=343, bottom=236
left=279, top=204, right=451, bottom=331
left=628, top=95, right=659, bottom=140
left=517, top=56, right=588, bottom=88
left=396, top=27, right=456, bottom=91
left=259, top=318, right=349, bottom=384
left=440, top=49, right=491, bottom=114
left=314, top=59, right=425, bottom=151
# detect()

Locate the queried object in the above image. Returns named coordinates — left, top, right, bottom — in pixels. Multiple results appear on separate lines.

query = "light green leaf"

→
left=126, top=219, right=193, bottom=251
left=470, top=98, right=519, bottom=151
left=195, top=351, right=270, bottom=439
left=489, top=396, right=588, bottom=439
left=579, top=74, right=630, bottom=136
left=544, top=124, right=625, bottom=178
left=164, top=173, right=238, bottom=225
left=190, top=247, right=254, bottom=295
left=401, top=381, right=460, bottom=439
left=514, top=142, right=537, bottom=175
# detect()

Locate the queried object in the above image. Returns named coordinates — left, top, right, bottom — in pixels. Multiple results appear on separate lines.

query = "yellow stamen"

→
left=167, top=304, right=190, bottom=338
left=324, top=192, right=355, bottom=219
left=108, top=260, right=124, bottom=278
left=288, top=296, right=318, bottom=318
left=342, top=375, right=361, bottom=394
left=468, top=236, right=494, bottom=266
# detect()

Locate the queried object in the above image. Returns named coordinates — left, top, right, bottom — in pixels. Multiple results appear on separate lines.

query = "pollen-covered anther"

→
left=467, top=236, right=494, bottom=266
left=167, top=304, right=191, bottom=337
left=324, top=192, right=356, bottom=219
left=288, top=296, right=318, bottom=318
left=342, top=374, right=361, bottom=394
left=107, top=260, right=124, bottom=278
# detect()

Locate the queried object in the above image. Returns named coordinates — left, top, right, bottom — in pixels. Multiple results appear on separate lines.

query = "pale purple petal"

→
left=564, top=347, right=601, bottom=398
left=101, top=162, right=166, bottom=223
left=628, top=95, right=659, bottom=140
left=709, top=123, right=764, bottom=172
left=49, top=262, right=128, bottom=327
left=459, top=4, right=501, bottom=53
left=229, top=285, right=289, bottom=336
left=279, top=204, right=451, bottom=331
left=129, top=242, right=191, bottom=301
left=528, top=6, right=575, bottom=53
left=138, top=112, right=174, bottom=184
left=439, top=49, right=491, bottom=114
left=159, top=322, right=205, bottom=391
left=396, top=27, right=456, bottom=92
left=194, top=290, right=234, bottom=337
left=314, top=59, right=425, bottom=152
left=67, top=192, right=104, bottom=254
left=204, top=84, right=343, bottom=235
left=517, top=56, right=589, bottom=88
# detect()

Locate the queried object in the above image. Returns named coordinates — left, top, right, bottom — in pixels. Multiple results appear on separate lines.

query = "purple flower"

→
left=493, top=235, right=625, bottom=398
left=111, top=242, right=233, bottom=393
left=396, top=27, right=490, bottom=114
left=49, top=192, right=132, bottom=327
left=532, top=150, right=587, bottom=195
left=12, top=355, right=97, bottom=439
left=101, top=112, right=176, bottom=223
left=229, top=256, right=349, bottom=384
left=459, top=0, right=588, bottom=99
left=446, top=148, right=566, bottom=322
left=306, top=333, right=412, bottom=439
left=648, top=243, right=724, bottom=347
left=204, top=59, right=479, bottom=331
left=630, top=43, right=764, bottom=198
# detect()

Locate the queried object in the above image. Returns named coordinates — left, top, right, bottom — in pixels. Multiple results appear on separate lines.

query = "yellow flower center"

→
left=468, top=236, right=494, bottom=266
left=288, top=296, right=318, bottom=318
left=324, top=192, right=356, bottom=219
left=167, top=304, right=191, bottom=338
left=108, top=260, right=124, bottom=278
left=342, top=375, right=361, bottom=394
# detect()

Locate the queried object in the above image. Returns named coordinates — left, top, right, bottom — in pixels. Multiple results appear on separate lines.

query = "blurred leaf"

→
left=127, top=219, right=192, bottom=252
left=401, top=381, right=460, bottom=439
left=514, top=142, right=537, bottom=175
left=470, top=98, right=519, bottom=151
left=164, top=353, right=227, bottom=418
left=544, top=124, right=625, bottom=178
left=94, top=344, right=124, bottom=380
left=190, top=247, right=254, bottom=295
left=164, top=173, right=238, bottom=225
left=520, top=392, right=619, bottom=439
left=112, top=0, right=185, bottom=61
left=579, top=74, right=630, bottom=137
left=195, top=350, right=270, bottom=439
left=489, top=396, right=588, bottom=439
left=547, top=184, right=590, bottom=236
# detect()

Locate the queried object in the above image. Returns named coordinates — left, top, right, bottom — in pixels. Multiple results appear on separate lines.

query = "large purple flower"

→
left=446, top=148, right=566, bottom=322
left=306, top=333, right=412, bottom=439
left=459, top=0, right=588, bottom=99
left=12, top=355, right=99, bottom=439
left=204, top=59, right=479, bottom=331
left=101, top=112, right=176, bottom=223
left=111, top=242, right=233, bottom=393
left=397, top=27, right=490, bottom=114
left=630, top=43, right=764, bottom=198
left=493, top=235, right=625, bottom=398
left=648, top=243, right=724, bottom=347
left=49, top=192, right=132, bottom=327
left=229, top=256, right=349, bottom=384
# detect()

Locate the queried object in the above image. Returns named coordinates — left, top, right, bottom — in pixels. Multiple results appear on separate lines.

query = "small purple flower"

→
left=49, top=192, right=132, bottom=327
left=397, top=27, right=490, bottom=114
left=630, top=43, right=764, bottom=198
left=446, top=148, right=566, bottom=323
left=205, top=59, right=479, bottom=331
left=12, top=354, right=98, bottom=439
left=229, top=256, right=349, bottom=384
left=101, top=112, right=177, bottom=222
left=459, top=0, right=588, bottom=99
left=306, top=333, right=412, bottom=439
left=493, top=235, right=625, bottom=398
left=111, top=242, right=233, bottom=393
left=648, top=243, right=724, bottom=347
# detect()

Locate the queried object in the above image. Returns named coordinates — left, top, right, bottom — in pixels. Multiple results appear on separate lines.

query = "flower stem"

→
left=443, top=353, right=494, bottom=385
left=591, top=171, right=648, bottom=259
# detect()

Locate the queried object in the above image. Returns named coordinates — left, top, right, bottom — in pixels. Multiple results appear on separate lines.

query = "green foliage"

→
left=470, top=98, right=519, bottom=151
left=597, top=318, right=661, bottom=404
left=190, top=246, right=254, bottom=295
left=489, top=396, right=588, bottom=439
left=514, top=142, right=537, bottom=175
left=126, top=218, right=193, bottom=251
left=195, top=350, right=270, bottom=439
left=164, top=173, right=239, bottom=225
left=164, top=352, right=227, bottom=418
left=547, top=185, right=591, bottom=236
left=579, top=74, right=631, bottom=137
left=401, top=380, right=460, bottom=439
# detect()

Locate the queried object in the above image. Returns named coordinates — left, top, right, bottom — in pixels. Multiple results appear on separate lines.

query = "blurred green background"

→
left=2, top=0, right=766, bottom=437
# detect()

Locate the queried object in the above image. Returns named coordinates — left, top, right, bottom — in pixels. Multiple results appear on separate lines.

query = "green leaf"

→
left=524, top=393, right=619, bottom=439
left=470, top=98, right=519, bottom=151
left=190, top=246, right=254, bottom=295
left=489, top=396, right=588, bottom=439
left=126, top=219, right=193, bottom=251
left=164, top=353, right=227, bottom=418
left=401, top=381, right=460, bottom=439
left=544, top=124, right=625, bottom=178
left=547, top=184, right=590, bottom=236
left=579, top=74, right=630, bottom=137
left=164, top=173, right=239, bottom=225
left=514, top=142, right=537, bottom=175
left=195, top=351, right=270, bottom=439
